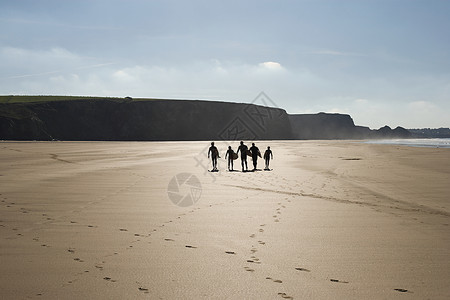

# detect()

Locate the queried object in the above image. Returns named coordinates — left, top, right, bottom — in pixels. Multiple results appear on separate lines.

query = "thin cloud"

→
left=1, top=63, right=116, bottom=80
left=0, top=17, right=120, bottom=31
left=309, top=49, right=367, bottom=57
left=2, top=71, right=61, bottom=80
left=0, top=47, right=115, bottom=80
left=74, top=62, right=117, bottom=70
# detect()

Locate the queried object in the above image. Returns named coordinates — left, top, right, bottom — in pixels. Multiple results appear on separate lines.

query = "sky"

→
left=1, top=0, right=449, bottom=129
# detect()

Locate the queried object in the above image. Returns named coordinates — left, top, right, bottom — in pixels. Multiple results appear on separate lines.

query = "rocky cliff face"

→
left=289, top=113, right=358, bottom=139
left=0, top=97, right=412, bottom=141
left=289, top=113, right=411, bottom=139
left=0, top=98, right=292, bottom=141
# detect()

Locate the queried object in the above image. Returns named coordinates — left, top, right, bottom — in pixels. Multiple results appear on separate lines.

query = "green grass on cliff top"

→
left=0, top=95, right=160, bottom=104
left=0, top=96, right=161, bottom=119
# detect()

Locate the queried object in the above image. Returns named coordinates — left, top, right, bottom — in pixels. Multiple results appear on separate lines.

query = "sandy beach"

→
left=0, top=140, right=449, bottom=299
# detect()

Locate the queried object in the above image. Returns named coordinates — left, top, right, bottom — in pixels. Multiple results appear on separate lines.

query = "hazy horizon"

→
left=1, top=0, right=449, bottom=129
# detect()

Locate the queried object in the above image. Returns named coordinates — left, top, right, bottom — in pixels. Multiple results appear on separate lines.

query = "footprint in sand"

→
left=249, top=234, right=256, bottom=238
left=330, top=279, right=349, bottom=283
left=225, top=251, right=236, bottom=255
left=394, top=288, right=411, bottom=293
left=274, top=219, right=279, bottom=222
left=259, top=228, right=264, bottom=233
left=119, top=228, right=128, bottom=231
left=266, top=277, right=283, bottom=283
left=164, top=238, right=175, bottom=242
left=185, top=245, right=197, bottom=249
left=258, top=241, right=266, bottom=245
left=278, top=292, right=293, bottom=299
left=244, top=267, right=255, bottom=272
left=103, top=277, right=117, bottom=282
left=246, top=259, right=261, bottom=264
left=138, top=287, right=149, bottom=293
left=295, top=267, right=310, bottom=272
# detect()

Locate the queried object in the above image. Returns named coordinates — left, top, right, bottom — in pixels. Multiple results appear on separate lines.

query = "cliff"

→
left=0, top=96, right=411, bottom=141
left=289, top=113, right=359, bottom=139
left=0, top=97, right=292, bottom=141
left=289, top=113, right=411, bottom=139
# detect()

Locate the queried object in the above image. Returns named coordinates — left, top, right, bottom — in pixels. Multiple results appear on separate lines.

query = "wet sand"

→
left=0, top=141, right=449, bottom=299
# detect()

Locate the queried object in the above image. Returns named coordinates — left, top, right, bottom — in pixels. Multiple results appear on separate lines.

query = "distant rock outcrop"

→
left=0, top=97, right=412, bottom=141
left=376, top=125, right=412, bottom=138
left=409, top=128, right=450, bottom=138
left=289, top=113, right=411, bottom=139
left=289, top=113, right=358, bottom=139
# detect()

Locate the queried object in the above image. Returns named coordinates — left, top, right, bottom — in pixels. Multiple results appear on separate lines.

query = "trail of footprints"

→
left=1, top=187, right=157, bottom=295
left=2, top=184, right=413, bottom=298
left=48, top=191, right=225, bottom=295
left=240, top=195, right=412, bottom=298
left=3, top=158, right=235, bottom=295
left=242, top=198, right=295, bottom=299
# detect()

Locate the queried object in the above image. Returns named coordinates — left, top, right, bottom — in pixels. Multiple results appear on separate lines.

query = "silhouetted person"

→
left=236, top=141, right=248, bottom=172
left=249, top=142, right=260, bottom=170
left=208, top=142, right=219, bottom=171
left=225, top=146, right=235, bottom=171
left=264, top=146, right=273, bottom=170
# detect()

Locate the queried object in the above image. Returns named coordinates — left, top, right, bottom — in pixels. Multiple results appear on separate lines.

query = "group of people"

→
left=207, top=141, right=273, bottom=172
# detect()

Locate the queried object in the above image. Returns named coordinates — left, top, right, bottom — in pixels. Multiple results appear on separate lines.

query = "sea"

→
left=364, top=138, right=450, bottom=148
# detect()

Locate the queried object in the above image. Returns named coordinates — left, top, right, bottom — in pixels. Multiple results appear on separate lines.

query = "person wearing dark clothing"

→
left=236, top=141, right=248, bottom=172
left=207, top=142, right=219, bottom=171
left=249, top=143, right=260, bottom=170
left=225, top=146, right=235, bottom=171
left=264, top=146, right=273, bottom=170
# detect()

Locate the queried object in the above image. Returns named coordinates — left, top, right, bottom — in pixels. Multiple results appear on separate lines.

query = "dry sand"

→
left=0, top=140, right=449, bottom=299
